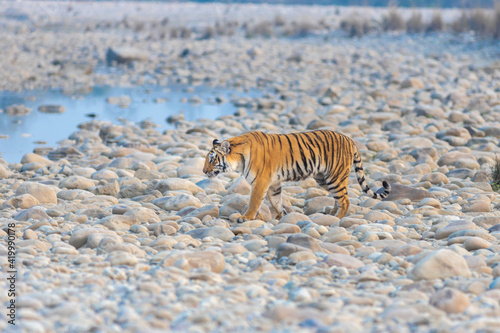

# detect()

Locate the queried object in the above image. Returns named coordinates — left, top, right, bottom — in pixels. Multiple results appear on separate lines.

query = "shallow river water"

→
left=0, top=85, right=257, bottom=163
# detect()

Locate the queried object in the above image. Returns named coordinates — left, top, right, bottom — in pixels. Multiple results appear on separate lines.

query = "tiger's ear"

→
left=220, top=140, right=230, bottom=154
left=213, top=139, right=221, bottom=146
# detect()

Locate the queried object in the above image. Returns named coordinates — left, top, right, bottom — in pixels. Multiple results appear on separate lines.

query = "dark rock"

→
left=15, top=207, right=50, bottom=221
left=382, top=120, right=403, bottom=131
left=408, top=147, right=438, bottom=161
left=446, top=169, right=475, bottom=179
left=187, top=225, right=235, bottom=241
left=286, top=234, right=322, bottom=252
left=38, top=105, right=66, bottom=114
left=277, top=243, right=311, bottom=259
left=48, top=147, right=84, bottom=161
left=106, top=47, right=148, bottom=65
left=488, top=224, right=500, bottom=233
left=60, top=61, right=93, bottom=76
left=471, top=171, right=490, bottom=182
left=6, top=104, right=31, bottom=116
left=183, top=205, right=219, bottom=220
left=383, top=184, right=436, bottom=202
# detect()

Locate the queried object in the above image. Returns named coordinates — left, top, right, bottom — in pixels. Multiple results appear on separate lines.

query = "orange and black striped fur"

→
left=203, top=130, right=391, bottom=222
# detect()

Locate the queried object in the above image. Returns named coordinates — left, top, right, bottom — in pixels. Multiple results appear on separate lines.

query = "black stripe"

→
left=330, top=131, right=340, bottom=174
left=295, top=160, right=305, bottom=179
left=272, top=187, right=281, bottom=196
left=250, top=133, right=266, bottom=178
left=284, top=135, right=298, bottom=180
left=328, top=182, right=342, bottom=191
left=339, top=173, right=349, bottom=185
left=284, top=153, right=290, bottom=180
left=331, top=186, right=346, bottom=194
left=330, top=132, right=343, bottom=179
left=284, top=134, right=294, bottom=152
left=325, top=178, right=336, bottom=186
left=322, top=131, right=332, bottom=171
left=298, top=143, right=310, bottom=174
left=354, top=152, right=362, bottom=164
left=298, top=133, right=315, bottom=173
left=230, top=142, right=245, bottom=147
left=303, top=133, right=318, bottom=170
left=311, top=131, right=325, bottom=168
left=291, top=133, right=307, bottom=174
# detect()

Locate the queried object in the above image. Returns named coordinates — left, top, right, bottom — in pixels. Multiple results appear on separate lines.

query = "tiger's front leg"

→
left=267, top=183, right=287, bottom=220
left=233, top=176, right=269, bottom=223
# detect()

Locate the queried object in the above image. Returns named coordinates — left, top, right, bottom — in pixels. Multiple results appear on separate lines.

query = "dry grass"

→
left=161, top=3, right=500, bottom=40
left=319, top=17, right=332, bottom=29
left=199, top=21, right=237, bottom=39
left=381, top=6, right=406, bottom=31
left=451, top=11, right=469, bottom=33
left=340, top=15, right=374, bottom=37
left=287, top=20, right=318, bottom=37
left=201, top=26, right=216, bottom=39
left=133, top=21, right=146, bottom=33
left=469, top=8, right=491, bottom=36
left=245, top=20, right=274, bottom=38
left=121, top=17, right=132, bottom=29
left=450, top=4, right=500, bottom=39
left=427, top=11, right=444, bottom=32
left=298, top=20, right=318, bottom=34
left=494, top=2, right=500, bottom=39
left=170, top=26, right=192, bottom=39
left=491, top=155, right=500, bottom=191
left=274, top=14, right=286, bottom=27
left=406, top=10, right=423, bottom=33
left=216, top=21, right=237, bottom=36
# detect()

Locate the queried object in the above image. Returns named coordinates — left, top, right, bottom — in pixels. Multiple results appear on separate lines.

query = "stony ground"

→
left=1, top=1, right=500, bottom=333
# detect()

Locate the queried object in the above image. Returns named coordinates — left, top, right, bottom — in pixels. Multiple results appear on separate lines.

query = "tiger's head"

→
left=203, top=139, right=231, bottom=178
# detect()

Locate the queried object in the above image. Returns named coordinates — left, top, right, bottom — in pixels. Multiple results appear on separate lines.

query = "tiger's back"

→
left=203, top=130, right=390, bottom=222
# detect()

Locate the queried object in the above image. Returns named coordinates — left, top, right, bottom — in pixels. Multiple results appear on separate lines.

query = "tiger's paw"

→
left=274, top=210, right=287, bottom=220
left=230, top=213, right=249, bottom=223
left=275, top=206, right=293, bottom=220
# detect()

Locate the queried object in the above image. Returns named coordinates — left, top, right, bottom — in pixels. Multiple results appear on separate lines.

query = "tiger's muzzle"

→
left=205, top=170, right=220, bottom=178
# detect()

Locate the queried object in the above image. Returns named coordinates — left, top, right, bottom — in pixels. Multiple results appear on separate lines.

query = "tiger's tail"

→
left=353, top=144, right=391, bottom=199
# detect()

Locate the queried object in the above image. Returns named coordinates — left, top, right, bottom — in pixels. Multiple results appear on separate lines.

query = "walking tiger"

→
left=203, top=130, right=391, bottom=222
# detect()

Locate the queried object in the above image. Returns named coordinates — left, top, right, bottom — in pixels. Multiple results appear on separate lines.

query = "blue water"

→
left=0, top=85, right=257, bottom=163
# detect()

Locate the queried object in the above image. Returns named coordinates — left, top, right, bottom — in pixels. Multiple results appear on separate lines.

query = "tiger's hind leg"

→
left=323, top=174, right=350, bottom=219
left=267, top=183, right=287, bottom=220
left=333, top=193, right=350, bottom=219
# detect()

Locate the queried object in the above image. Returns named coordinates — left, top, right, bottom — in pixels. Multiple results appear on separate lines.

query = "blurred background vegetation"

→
left=182, top=0, right=495, bottom=9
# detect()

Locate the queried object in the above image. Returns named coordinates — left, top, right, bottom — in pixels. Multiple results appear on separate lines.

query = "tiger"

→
left=203, top=130, right=391, bottom=222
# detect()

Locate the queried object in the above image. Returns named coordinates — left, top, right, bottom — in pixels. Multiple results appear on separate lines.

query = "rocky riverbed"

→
left=1, top=1, right=500, bottom=332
